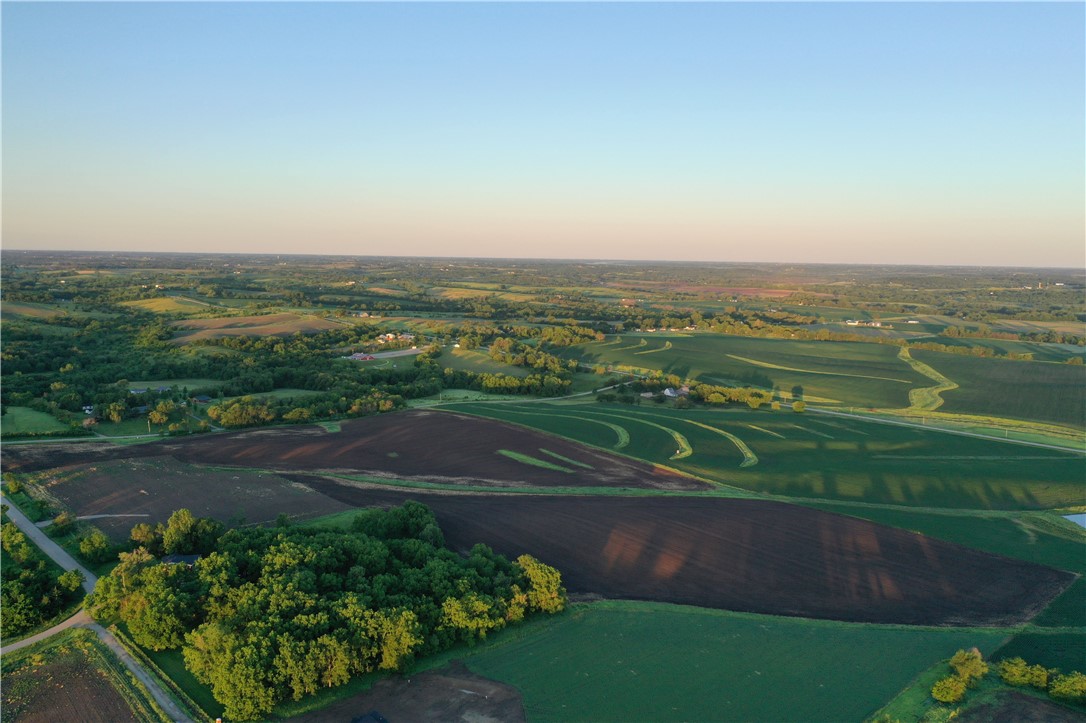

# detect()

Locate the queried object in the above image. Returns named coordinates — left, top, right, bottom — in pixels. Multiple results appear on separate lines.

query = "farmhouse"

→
left=349, top=353, right=377, bottom=361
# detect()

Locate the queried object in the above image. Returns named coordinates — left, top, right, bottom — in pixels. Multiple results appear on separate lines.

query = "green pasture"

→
left=994, top=632, right=1086, bottom=673
left=440, top=347, right=532, bottom=377
left=0, top=407, right=71, bottom=435
left=563, top=334, right=932, bottom=408
left=463, top=601, right=1008, bottom=723
left=912, top=350, right=1086, bottom=428
left=0, top=300, right=64, bottom=318
left=928, top=336, right=1086, bottom=363
left=443, top=402, right=1085, bottom=510
left=121, top=296, right=217, bottom=314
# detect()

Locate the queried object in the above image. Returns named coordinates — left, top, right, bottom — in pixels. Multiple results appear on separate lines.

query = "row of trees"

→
left=88, top=503, right=567, bottom=720
left=931, top=648, right=1086, bottom=707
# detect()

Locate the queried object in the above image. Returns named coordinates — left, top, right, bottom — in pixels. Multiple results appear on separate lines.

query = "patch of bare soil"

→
left=1, top=642, right=139, bottom=723
left=4, top=410, right=706, bottom=491
left=302, top=482, right=1075, bottom=627
left=961, top=690, right=1086, bottom=723
left=27, top=456, right=350, bottom=541
left=288, top=661, right=524, bottom=723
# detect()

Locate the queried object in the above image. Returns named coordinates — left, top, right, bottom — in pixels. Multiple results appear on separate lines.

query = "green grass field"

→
left=442, top=402, right=1085, bottom=510
left=928, top=336, right=1086, bottom=364
left=563, top=334, right=932, bottom=408
left=911, top=350, right=1086, bottom=428
left=993, top=632, right=1086, bottom=673
left=1, top=407, right=72, bottom=435
left=463, top=602, right=1008, bottom=723
left=122, top=296, right=218, bottom=313
left=0, top=300, right=65, bottom=318
left=440, top=347, right=533, bottom=377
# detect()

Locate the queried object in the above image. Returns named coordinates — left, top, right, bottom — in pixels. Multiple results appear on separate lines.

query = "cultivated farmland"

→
left=911, top=350, right=1086, bottom=428
left=170, top=312, right=343, bottom=343
left=0, top=629, right=168, bottom=723
left=297, top=484, right=1072, bottom=626
left=447, top=403, right=1085, bottom=509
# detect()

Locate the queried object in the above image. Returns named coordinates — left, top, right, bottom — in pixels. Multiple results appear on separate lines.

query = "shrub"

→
left=949, top=648, right=988, bottom=686
left=931, top=675, right=967, bottom=704
left=1049, top=671, right=1086, bottom=703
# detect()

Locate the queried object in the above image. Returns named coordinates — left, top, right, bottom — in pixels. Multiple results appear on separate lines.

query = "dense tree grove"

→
left=87, top=503, right=566, bottom=720
left=1, top=520, right=84, bottom=636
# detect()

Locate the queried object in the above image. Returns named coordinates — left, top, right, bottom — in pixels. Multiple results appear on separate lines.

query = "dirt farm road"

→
left=0, top=493, right=193, bottom=722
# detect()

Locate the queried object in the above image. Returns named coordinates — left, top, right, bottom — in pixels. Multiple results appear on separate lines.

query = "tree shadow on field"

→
left=792, top=384, right=805, bottom=401
left=663, top=362, right=691, bottom=380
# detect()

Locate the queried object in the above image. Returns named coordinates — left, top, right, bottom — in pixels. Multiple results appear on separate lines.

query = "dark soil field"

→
left=1, top=639, right=144, bottom=723
left=2, top=411, right=704, bottom=491
left=24, top=457, right=350, bottom=541
left=287, top=661, right=524, bottom=723
left=170, top=312, right=342, bottom=343
left=300, top=482, right=1074, bottom=627
left=961, top=690, right=1086, bottom=723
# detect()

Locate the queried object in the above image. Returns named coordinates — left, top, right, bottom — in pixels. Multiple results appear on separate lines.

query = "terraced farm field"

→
left=170, top=312, right=343, bottom=343
left=446, top=403, right=1085, bottom=509
left=564, top=334, right=932, bottom=408
left=911, top=350, right=1086, bottom=428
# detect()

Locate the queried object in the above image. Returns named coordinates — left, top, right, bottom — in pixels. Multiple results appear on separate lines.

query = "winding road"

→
left=0, top=493, right=192, bottom=722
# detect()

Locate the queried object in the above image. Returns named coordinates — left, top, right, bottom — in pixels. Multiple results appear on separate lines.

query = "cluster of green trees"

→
left=88, top=503, right=566, bottom=720
left=930, top=649, right=1086, bottom=707
left=998, top=656, right=1086, bottom=704
left=488, top=338, right=578, bottom=376
left=1, top=519, right=84, bottom=637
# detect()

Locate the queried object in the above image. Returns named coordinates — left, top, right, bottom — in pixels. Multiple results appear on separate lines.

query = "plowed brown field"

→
left=301, top=481, right=1074, bottom=627
left=1, top=410, right=1072, bottom=627
left=0, top=411, right=701, bottom=490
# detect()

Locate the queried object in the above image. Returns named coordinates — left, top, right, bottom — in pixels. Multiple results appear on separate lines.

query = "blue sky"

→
left=3, top=2, right=1083, bottom=266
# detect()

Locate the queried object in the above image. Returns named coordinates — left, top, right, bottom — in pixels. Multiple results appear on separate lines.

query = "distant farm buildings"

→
left=844, top=320, right=889, bottom=328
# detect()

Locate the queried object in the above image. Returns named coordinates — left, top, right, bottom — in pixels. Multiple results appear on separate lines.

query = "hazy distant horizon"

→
left=4, top=3, right=1083, bottom=268
left=3, top=246, right=1082, bottom=273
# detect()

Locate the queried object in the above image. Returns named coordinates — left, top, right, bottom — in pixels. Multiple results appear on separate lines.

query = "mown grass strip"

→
left=496, top=449, right=575, bottom=473
left=575, top=409, right=693, bottom=460
left=746, top=423, right=785, bottom=439
left=726, top=353, right=912, bottom=383
left=898, top=346, right=958, bottom=411
left=538, top=448, right=594, bottom=469
left=633, top=340, right=673, bottom=355
left=680, top=419, right=759, bottom=468
left=479, top=407, right=631, bottom=449
left=613, top=338, right=649, bottom=351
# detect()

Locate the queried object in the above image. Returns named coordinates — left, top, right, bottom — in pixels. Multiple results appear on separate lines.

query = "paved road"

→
left=0, top=609, right=93, bottom=655
left=1, top=492, right=97, bottom=595
left=0, top=493, right=192, bottom=722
